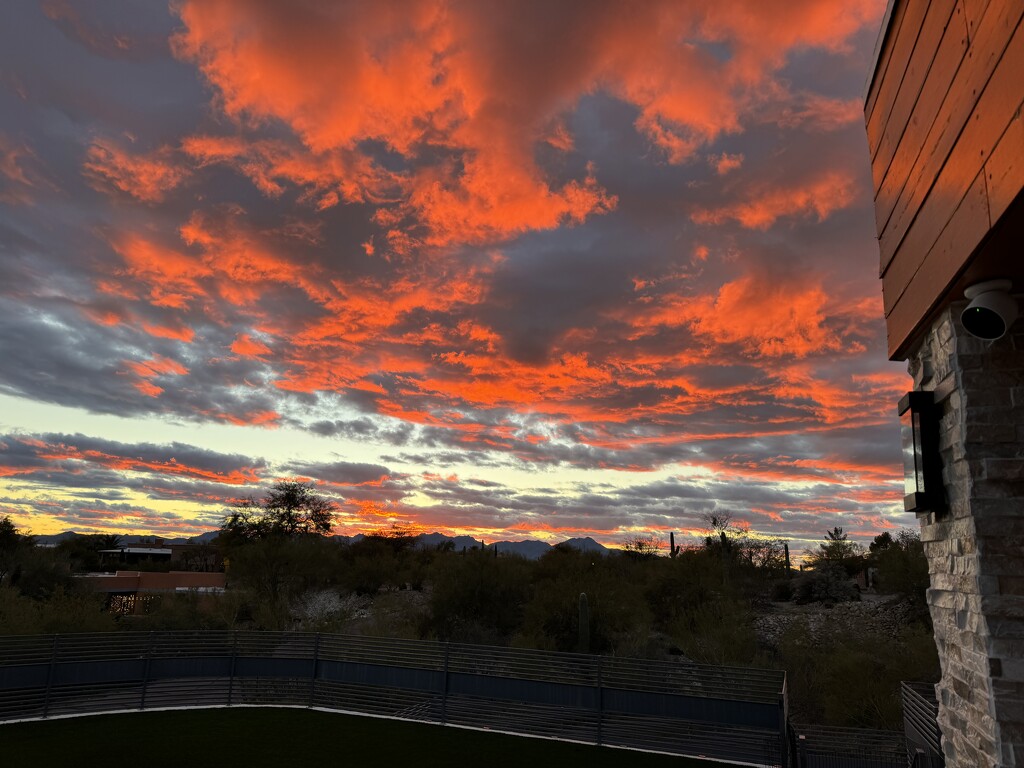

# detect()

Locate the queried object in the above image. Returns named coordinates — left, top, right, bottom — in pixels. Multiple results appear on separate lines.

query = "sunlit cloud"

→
left=691, top=168, right=859, bottom=230
left=83, top=139, right=188, bottom=202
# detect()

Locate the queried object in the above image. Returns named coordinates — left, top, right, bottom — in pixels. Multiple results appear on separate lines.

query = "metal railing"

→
left=901, top=682, right=943, bottom=767
left=0, top=631, right=788, bottom=766
left=789, top=723, right=908, bottom=768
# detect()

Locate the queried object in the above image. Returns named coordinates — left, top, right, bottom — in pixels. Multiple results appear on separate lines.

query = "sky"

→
left=0, top=0, right=911, bottom=552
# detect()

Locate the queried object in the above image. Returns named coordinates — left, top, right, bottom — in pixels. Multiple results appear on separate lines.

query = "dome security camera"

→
left=961, top=279, right=1018, bottom=340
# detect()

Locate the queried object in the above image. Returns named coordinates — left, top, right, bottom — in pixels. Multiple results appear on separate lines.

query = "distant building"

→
left=98, top=547, right=173, bottom=566
left=97, top=541, right=222, bottom=571
left=80, top=570, right=227, bottom=615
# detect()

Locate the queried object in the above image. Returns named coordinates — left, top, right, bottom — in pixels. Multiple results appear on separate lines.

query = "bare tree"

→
left=622, top=533, right=664, bottom=559
left=698, top=512, right=786, bottom=572
left=700, top=511, right=735, bottom=536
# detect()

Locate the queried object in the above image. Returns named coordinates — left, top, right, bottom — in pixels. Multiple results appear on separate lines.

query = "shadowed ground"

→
left=1, top=707, right=715, bottom=767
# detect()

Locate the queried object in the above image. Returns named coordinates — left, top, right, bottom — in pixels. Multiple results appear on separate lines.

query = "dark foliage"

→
left=220, top=480, right=335, bottom=544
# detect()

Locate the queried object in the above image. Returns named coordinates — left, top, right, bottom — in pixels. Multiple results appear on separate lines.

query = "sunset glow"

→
left=0, top=0, right=905, bottom=552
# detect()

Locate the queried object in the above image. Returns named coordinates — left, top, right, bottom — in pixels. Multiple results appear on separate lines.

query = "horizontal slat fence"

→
left=790, top=723, right=909, bottom=768
left=901, top=682, right=943, bottom=767
left=0, top=631, right=787, bottom=766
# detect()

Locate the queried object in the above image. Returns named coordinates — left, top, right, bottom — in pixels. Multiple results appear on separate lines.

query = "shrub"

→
left=770, top=579, right=793, bottom=602
left=425, top=550, right=532, bottom=644
left=792, top=564, right=859, bottom=605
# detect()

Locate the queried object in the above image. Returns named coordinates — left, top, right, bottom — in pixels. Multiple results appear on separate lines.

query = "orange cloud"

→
left=170, top=0, right=881, bottom=252
left=182, top=134, right=396, bottom=207
left=768, top=93, right=863, bottom=131
left=626, top=272, right=842, bottom=359
left=179, top=209, right=330, bottom=306
left=206, top=409, right=280, bottom=427
left=0, top=466, right=39, bottom=478
left=123, top=354, right=188, bottom=399
left=0, top=135, right=44, bottom=204
left=407, top=158, right=618, bottom=246
left=134, top=380, right=163, bottom=398
left=110, top=232, right=211, bottom=309
left=0, top=138, right=32, bottom=187
left=693, top=275, right=841, bottom=357
left=692, top=168, right=859, bottom=230
left=125, top=354, right=188, bottom=379
left=174, top=0, right=621, bottom=248
left=84, top=140, right=188, bottom=202
left=81, top=305, right=131, bottom=327
left=17, top=436, right=262, bottom=485
left=143, top=322, right=195, bottom=342
left=231, top=333, right=272, bottom=357
left=710, top=153, right=744, bottom=175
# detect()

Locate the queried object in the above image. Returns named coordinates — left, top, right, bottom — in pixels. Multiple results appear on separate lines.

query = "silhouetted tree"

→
left=874, top=529, right=929, bottom=607
left=622, top=533, right=664, bottom=559
left=364, top=523, right=417, bottom=553
left=0, top=516, right=27, bottom=586
left=96, top=534, right=123, bottom=549
left=220, top=480, right=335, bottom=544
left=55, top=535, right=111, bottom=573
left=809, top=527, right=862, bottom=563
left=869, top=531, right=894, bottom=554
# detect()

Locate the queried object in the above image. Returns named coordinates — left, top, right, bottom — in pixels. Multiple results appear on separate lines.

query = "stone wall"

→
left=910, top=302, right=1024, bottom=767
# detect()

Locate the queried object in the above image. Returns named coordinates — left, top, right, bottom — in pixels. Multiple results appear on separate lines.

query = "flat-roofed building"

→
left=82, top=570, right=227, bottom=615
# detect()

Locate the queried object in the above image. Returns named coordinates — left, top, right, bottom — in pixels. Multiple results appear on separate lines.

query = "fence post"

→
left=595, top=655, right=603, bottom=746
left=139, top=631, right=154, bottom=710
left=778, top=691, right=789, bottom=768
left=308, top=633, right=320, bottom=708
left=42, top=634, right=58, bottom=719
left=227, top=631, right=237, bottom=706
left=440, top=642, right=450, bottom=724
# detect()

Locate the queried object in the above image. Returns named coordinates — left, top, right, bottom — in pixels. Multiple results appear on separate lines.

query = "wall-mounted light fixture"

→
left=898, top=391, right=944, bottom=515
left=961, top=279, right=1018, bottom=340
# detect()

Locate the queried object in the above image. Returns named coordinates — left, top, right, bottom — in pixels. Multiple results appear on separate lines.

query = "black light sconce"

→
left=898, top=391, right=944, bottom=515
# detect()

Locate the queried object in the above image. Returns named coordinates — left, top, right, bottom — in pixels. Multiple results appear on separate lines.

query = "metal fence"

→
left=0, top=631, right=788, bottom=766
left=789, top=723, right=908, bottom=768
left=901, top=682, right=943, bottom=767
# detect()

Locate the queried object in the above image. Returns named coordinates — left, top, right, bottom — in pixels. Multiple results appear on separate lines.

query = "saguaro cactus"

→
left=669, top=531, right=680, bottom=558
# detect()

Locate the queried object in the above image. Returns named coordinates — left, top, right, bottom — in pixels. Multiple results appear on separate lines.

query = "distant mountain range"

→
left=31, top=530, right=610, bottom=559
left=421, top=533, right=607, bottom=559
left=32, top=530, right=220, bottom=547
left=329, top=532, right=609, bottom=559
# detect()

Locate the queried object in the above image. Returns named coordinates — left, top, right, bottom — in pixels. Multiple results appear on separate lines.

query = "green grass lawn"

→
left=2, top=707, right=712, bottom=767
